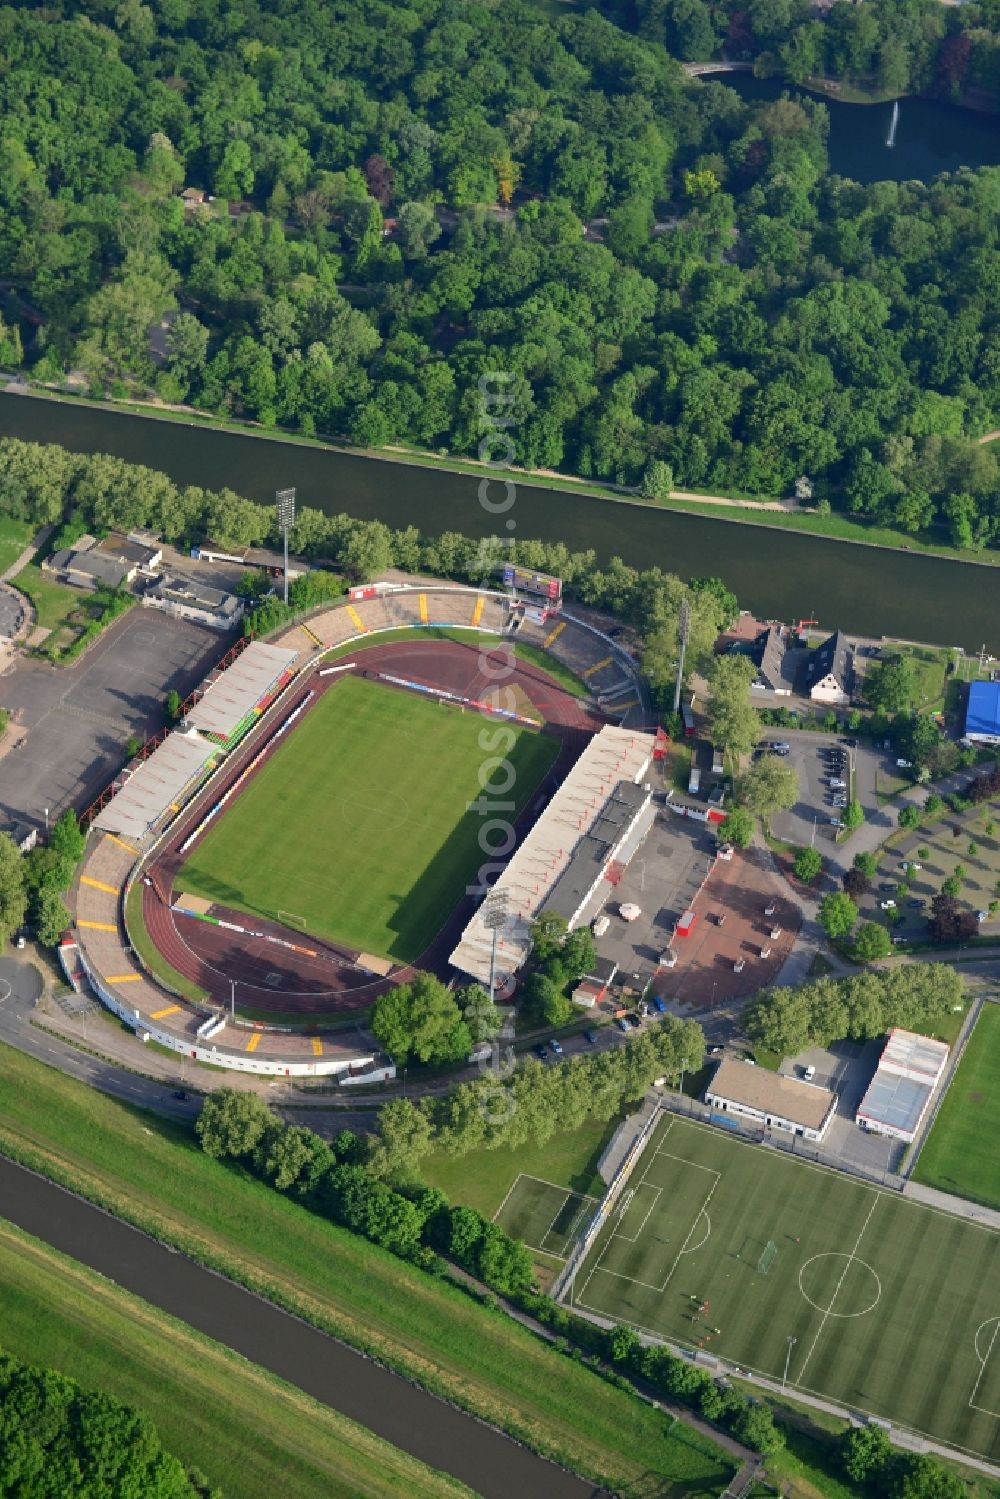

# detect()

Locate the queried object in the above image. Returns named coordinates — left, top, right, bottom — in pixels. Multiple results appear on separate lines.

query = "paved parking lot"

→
left=0, top=611, right=224, bottom=829
left=768, top=730, right=885, bottom=863
left=779, top=1039, right=905, bottom=1176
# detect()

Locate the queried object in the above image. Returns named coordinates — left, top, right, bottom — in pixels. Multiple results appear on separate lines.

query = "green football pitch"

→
left=914, top=1003, right=1000, bottom=1212
left=177, top=676, right=559, bottom=960
left=569, top=1114, right=1000, bottom=1461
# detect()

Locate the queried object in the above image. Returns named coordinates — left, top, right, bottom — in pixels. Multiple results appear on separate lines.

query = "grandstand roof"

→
left=186, top=641, right=297, bottom=739
left=449, top=725, right=655, bottom=985
left=93, top=730, right=217, bottom=841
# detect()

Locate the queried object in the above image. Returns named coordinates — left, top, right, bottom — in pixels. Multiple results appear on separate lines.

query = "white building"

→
left=855, top=1028, right=949, bottom=1143
left=705, top=1057, right=837, bottom=1142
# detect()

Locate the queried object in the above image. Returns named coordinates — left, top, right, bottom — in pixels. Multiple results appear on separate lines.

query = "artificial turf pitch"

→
left=570, top=1114, right=1000, bottom=1460
left=913, top=1003, right=1000, bottom=1212
left=178, top=675, right=559, bottom=960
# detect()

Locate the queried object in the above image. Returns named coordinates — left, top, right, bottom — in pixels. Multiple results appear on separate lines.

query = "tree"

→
left=794, top=845, right=822, bottom=884
left=819, top=891, right=858, bottom=940
left=368, top=1097, right=434, bottom=1181
left=640, top=460, right=673, bottom=501
left=166, top=688, right=182, bottom=720
left=864, top=654, right=915, bottom=714
left=928, top=893, right=977, bottom=945
left=48, top=808, right=85, bottom=866
left=530, top=912, right=568, bottom=963
left=0, top=834, right=27, bottom=950
left=729, top=1401, right=784, bottom=1455
left=196, top=1089, right=276, bottom=1160
left=397, top=201, right=442, bottom=259
left=719, top=808, right=753, bottom=849
left=523, top=971, right=572, bottom=1027
left=459, top=984, right=503, bottom=1044
left=899, top=804, right=922, bottom=830
left=843, top=867, right=871, bottom=898
left=853, top=922, right=892, bottom=962
left=371, top=973, right=471, bottom=1065
left=841, top=798, right=864, bottom=831
left=34, top=881, right=71, bottom=946
left=889, top=1453, right=964, bottom=1499
left=743, top=755, right=799, bottom=823
left=840, top=1423, right=892, bottom=1484
left=708, top=654, right=760, bottom=758
left=855, top=851, right=878, bottom=877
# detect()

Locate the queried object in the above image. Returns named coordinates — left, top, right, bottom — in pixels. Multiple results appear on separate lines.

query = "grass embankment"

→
left=0, top=514, right=32, bottom=572
left=913, top=1003, right=1000, bottom=1210
left=0, top=1043, right=732, bottom=1497
left=320, top=623, right=594, bottom=700
left=178, top=675, right=559, bottom=959
left=0, top=1217, right=471, bottom=1499
left=15, top=562, right=85, bottom=632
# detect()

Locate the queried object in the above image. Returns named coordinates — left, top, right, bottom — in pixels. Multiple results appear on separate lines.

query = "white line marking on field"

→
left=969, top=1317, right=1000, bottom=1416
left=617, top=1184, right=663, bottom=1243
left=796, top=1195, right=880, bottom=1386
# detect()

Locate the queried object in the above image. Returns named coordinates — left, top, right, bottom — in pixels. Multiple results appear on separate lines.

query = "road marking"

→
left=311, top=1037, right=323, bottom=1056
left=150, top=1004, right=182, bottom=1019
left=105, top=834, right=139, bottom=855
left=582, top=655, right=613, bottom=678
left=471, top=595, right=485, bottom=627
left=246, top=1031, right=261, bottom=1052
left=80, top=875, right=118, bottom=895
left=543, top=619, right=566, bottom=648
left=419, top=593, right=428, bottom=624
left=77, top=920, right=117, bottom=932
left=346, top=604, right=367, bottom=634
left=301, top=621, right=322, bottom=647
left=105, top=973, right=141, bottom=984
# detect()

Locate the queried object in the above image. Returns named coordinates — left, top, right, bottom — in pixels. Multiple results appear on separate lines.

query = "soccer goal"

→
left=757, top=1240, right=778, bottom=1275
left=278, top=910, right=307, bottom=929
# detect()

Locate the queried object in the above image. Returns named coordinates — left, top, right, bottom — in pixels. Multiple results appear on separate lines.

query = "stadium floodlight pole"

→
left=672, top=599, right=691, bottom=716
left=482, top=890, right=510, bottom=1000
left=229, top=978, right=236, bottom=1022
left=276, top=488, right=296, bottom=606
left=783, top=1335, right=797, bottom=1392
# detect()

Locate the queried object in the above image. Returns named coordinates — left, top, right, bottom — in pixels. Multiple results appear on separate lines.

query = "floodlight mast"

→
left=276, top=488, right=296, bottom=606
left=482, top=890, right=510, bottom=1000
left=673, top=598, right=691, bottom=716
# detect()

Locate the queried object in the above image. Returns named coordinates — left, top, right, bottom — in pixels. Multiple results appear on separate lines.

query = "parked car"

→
left=977, top=910, right=990, bottom=924
left=802, top=1065, right=816, bottom=1081
left=828, top=817, right=842, bottom=827
left=907, top=899, right=923, bottom=908
left=627, top=1012, right=642, bottom=1029
left=879, top=882, right=895, bottom=891
left=535, top=1044, right=549, bottom=1059
left=827, top=777, right=847, bottom=789
left=880, top=899, right=897, bottom=910
left=584, top=1029, right=598, bottom=1044
left=615, top=1017, right=629, bottom=1033
left=896, top=758, right=913, bottom=770
left=842, top=738, right=858, bottom=747
left=549, top=1038, right=564, bottom=1055
left=172, top=1089, right=188, bottom=1101
left=651, top=995, right=667, bottom=1014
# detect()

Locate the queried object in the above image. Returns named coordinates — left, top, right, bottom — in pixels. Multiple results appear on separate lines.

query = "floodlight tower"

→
left=672, top=598, right=691, bottom=716
left=276, top=488, right=296, bottom=606
left=482, top=889, right=511, bottom=1001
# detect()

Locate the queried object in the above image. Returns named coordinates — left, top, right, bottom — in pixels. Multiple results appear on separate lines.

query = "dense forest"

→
left=2, top=1, right=1000, bottom=547
left=604, top=0, right=1000, bottom=96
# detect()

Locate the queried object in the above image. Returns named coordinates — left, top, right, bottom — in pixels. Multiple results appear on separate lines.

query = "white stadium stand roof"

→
left=186, top=641, right=297, bottom=739
left=449, top=725, right=655, bottom=985
left=856, top=1028, right=950, bottom=1142
left=94, top=730, right=217, bottom=842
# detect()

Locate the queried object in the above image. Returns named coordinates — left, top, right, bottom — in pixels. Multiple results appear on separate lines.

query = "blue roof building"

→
left=965, top=680, right=1000, bottom=745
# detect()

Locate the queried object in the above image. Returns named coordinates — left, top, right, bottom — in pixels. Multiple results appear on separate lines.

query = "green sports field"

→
left=569, top=1114, right=1000, bottom=1460
left=913, top=1003, right=1000, bottom=1211
left=178, top=675, right=559, bottom=959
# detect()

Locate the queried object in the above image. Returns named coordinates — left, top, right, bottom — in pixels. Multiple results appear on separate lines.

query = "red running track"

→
left=142, top=639, right=605, bottom=1020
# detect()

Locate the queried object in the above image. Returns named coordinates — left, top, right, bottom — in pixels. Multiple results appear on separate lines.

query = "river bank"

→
left=6, top=380, right=1000, bottom=572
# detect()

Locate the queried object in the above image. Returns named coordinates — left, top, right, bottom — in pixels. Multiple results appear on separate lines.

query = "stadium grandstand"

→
left=185, top=640, right=298, bottom=748
left=449, top=724, right=657, bottom=986
left=515, top=611, right=640, bottom=718
left=94, top=730, right=219, bottom=842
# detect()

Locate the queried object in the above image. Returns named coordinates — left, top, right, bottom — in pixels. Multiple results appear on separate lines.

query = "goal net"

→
left=757, top=1240, right=778, bottom=1275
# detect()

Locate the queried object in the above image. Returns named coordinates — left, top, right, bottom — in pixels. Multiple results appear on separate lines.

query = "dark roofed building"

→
left=542, top=780, right=653, bottom=930
left=44, top=547, right=129, bottom=591
left=751, top=625, right=795, bottom=695
left=805, top=630, right=853, bottom=705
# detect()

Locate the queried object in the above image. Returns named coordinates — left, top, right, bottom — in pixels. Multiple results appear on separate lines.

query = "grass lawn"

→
left=15, top=562, right=87, bottom=633
left=0, top=514, right=33, bottom=573
left=0, top=1043, right=732, bottom=1498
left=321, top=625, right=593, bottom=700
left=422, top=1115, right=617, bottom=1219
left=571, top=1114, right=1000, bottom=1461
left=0, top=1218, right=471, bottom=1499
left=913, top=1003, right=1000, bottom=1210
left=178, top=675, right=559, bottom=960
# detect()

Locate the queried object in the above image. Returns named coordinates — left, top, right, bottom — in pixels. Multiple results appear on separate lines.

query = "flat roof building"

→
left=705, top=1057, right=837, bottom=1142
left=855, top=1028, right=949, bottom=1143
left=964, top=681, right=1000, bottom=746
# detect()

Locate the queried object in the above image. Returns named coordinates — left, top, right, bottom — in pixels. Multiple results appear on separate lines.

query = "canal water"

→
left=0, top=1154, right=599, bottom=1499
left=1, top=392, right=997, bottom=650
left=724, top=74, right=1000, bottom=183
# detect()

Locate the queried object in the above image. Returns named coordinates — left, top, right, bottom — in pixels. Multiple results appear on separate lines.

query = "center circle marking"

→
left=798, top=1253, right=882, bottom=1319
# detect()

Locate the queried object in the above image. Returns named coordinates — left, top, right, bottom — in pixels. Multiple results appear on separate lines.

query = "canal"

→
left=1, top=391, right=998, bottom=650
left=0, top=1154, right=599, bottom=1499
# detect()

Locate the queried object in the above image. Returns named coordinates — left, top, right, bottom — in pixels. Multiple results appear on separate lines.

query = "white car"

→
left=827, top=777, right=847, bottom=789
left=896, top=758, right=913, bottom=769
left=977, top=910, right=989, bottom=924
left=880, top=899, right=896, bottom=910
left=802, top=1064, right=816, bottom=1081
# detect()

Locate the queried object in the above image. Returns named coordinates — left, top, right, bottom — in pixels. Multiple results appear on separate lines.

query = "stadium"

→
left=69, top=579, right=648, bottom=1073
